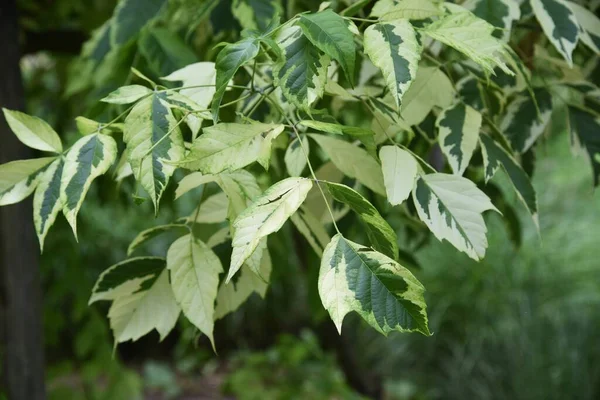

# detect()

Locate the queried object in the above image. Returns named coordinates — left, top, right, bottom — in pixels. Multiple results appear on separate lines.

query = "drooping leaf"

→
left=464, top=0, right=521, bottom=40
left=364, top=20, right=421, bottom=108
left=212, top=37, right=261, bottom=121
left=436, top=102, right=482, bottom=175
left=167, top=234, right=223, bottom=349
left=232, top=0, right=282, bottom=31
left=138, top=27, right=198, bottom=77
left=284, top=135, right=309, bottom=177
left=61, top=134, right=117, bottom=238
left=309, top=134, right=386, bottom=195
left=179, top=122, right=284, bottom=174
left=0, top=157, right=55, bottom=206
left=229, top=177, right=313, bottom=282
left=110, top=0, right=167, bottom=46
left=531, top=0, right=580, bottom=66
left=325, top=182, right=399, bottom=260
left=318, top=233, right=430, bottom=335
left=101, top=85, right=153, bottom=104
left=123, top=92, right=185, bottom=210
left=298, top=10, right=357, bottom=85
left=215, top=249, right=272, bottom=320
left=300, top=120, right=376, bottom=154
left=568, top=106, right=600, bottom=186
left=569, top=2, right=600, bottom=54
left=90, top=257, right=179, bottom=343
left=379, top=145, right=418, bottom=206
left=479, top=134, right=538, bottom=220
left=33, top=158, right=65, bottom=250
left=370, top=0, right=442, bottom=21
left=274, top=25, right=330, bottom=110
left=127, top=224, right=188, bottom=256
left=399, top=67, right=455, bottom=126
left=290, top=205, right=330, bottom=255
left=421, top=3, right=513, bottom=76
left=3, top=109, right=63, bottom=153
left=175, top=172, right=218, bottom=199
left=412, top=173, right=498, bottom=260
left=501, top=89, right=553, bottom=153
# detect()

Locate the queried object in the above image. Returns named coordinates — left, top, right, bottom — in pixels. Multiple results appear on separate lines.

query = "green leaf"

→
left=364, top=20, right=421, bottom=108
left=61, top=134, right=117, bottom=238
left=211, top=37, right=261, bottom=121
left=0, top=157, right=55, bottom=206
left=421, top=3, right=512, bottom=76
left=325, top=182, right=399, bottom=260
left=568, top=106, right=600, bottom=186
left=229, top=177, right=313, bottom=282
left=123, top=92, right=185, bottom=211
left=232, top=0, right=282, bottom=31
left=290, top=205, right=330, bottom=255
left=138, top=27, right=198, bottom=77
left=501, top=89, right=553, bottom=153
left=318, top=234, right=430, bottom=335
left=412, top=173, right=498, bottom=260
left=400, top=67, right=455, bottom=126
left=480, top=134, right=538, bottom=220
left=90, top=257, right=180, bottom=343
left=101, top=85, right=153, bottom=104
left=33, top=158, right=65, bottom=251
left=300, top=120, right=376, bottom=154
left=162, top=62, right=216, bottom=112
left=189, top=192, right=228, bottom=224
left=215, top=249, right=272, bottom=320
left=284, top=135, right=309, bottom=177
left=175, top=172, right=218, bottom=199
left=274, top=25, right=330, bottom=110
left=298, top=10, right=357, bottom=85
left=309, top=134, right=386, bottom=196
left=570, top=2, right=600, bottom=54
left=127, top=224, right=188, bottom=256
left=167, top=234, right=223, bottom=349
left=179, top=122, right=284, bottom=174
left=379, top=146, right=418, bottom=206
left=110, top=0, right=167, bottom=46
left=531, top=0, right=581, bottom=66
left=436, top=102, right=482, bottom=175
left=370, top=0, right=443, bottom=21
left=3, top=109, right=63, bottom=153
left=464, top=0, right=521, bottom=40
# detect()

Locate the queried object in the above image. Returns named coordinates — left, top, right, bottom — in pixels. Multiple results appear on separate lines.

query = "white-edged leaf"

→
left=61, top=134, right=117, bottom=238
left=412, top=173, right=498, bottom=260
left=463, top=0, right=521, bottom=41
left=370, top=0, right=443, bottom=21
left=309, top=134, right=386, bottom=195
left=101, top=85, right=152, bottom=104
left=284, top=135, right=309, bottom=177
left=229, top=177, right=313, bottom=282
left=179, top=123, right=284, bottom=173
left=127, top=224, right=188, bottom=256
left=167, top=234, right=223, bottom=349
left=364, top=20, right=421, bottom=108
left=318, top=234, right=430, bottom=335
left=569, top=2, right=600, bottom=54
left=379, top=146, right=418, bottom=206
left=568, top=106, right=600, bottom=186
left=0, top=157, right=55, bottom=206
left=531, top=0, right=580, bottom=66
left=232, top=0, right=281, bottom=31
left=436, top=102, right=482, bottom=175
left=162, top=62, right=216, bottom=108
left=33, top=158, right=65, bottom=250
left=3, top=109, right=62, bottom=153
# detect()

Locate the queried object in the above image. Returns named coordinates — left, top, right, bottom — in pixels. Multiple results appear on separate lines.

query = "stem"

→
left=348, top=16, right=377, bottom=23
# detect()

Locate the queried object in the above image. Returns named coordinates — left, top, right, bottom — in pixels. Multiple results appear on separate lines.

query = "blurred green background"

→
left=5, top=0, right=600, bottom=399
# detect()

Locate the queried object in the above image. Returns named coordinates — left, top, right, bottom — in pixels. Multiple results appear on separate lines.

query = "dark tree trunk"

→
left=0, top=1, right=47, bottom=399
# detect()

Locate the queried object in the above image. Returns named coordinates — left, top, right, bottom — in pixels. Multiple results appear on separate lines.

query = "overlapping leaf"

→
left=399, top=67, right=455, bottom=126
left=379, top=146, right=418, bottom=206
left=464, top=0, right=521, bottom=40
left=569, top=106, right=600, bottom=186
left=33, top=158, right=65, bottom=250
left=531, top=0, right=580, bottom=66
left=0, top=157, right=55, bottom=206
left=370, top=0, right=442, bottom=21
left=232, top=0, right=282, bottom=31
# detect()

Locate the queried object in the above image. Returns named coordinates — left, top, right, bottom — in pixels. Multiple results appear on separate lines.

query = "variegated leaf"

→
left=300, top=120, right=376, bottom=154
left=364, top=20, right=421, bottom=108
left=229, top=177, right=313, bottom=282
left=162, top=61, right=216, bottom=121
left=33, top=158, right=65, bottom=250
left=412, top=173, right=498, bottom=260
left=569, top=2, right=600, bottom=54
left=274, top=25, right=330, bottom=110
left=480, top=134, right=538, bottom=220
left=167, top=234, right=223, bottom=349
left=309, top=134, right=386, bottom=196
left=531, top=0, right=580, bottom=66
left=370, top=0, right=443, bottom=21
left=3, top=109, right=63, bottom=153
left=421, top=3, right=513, bottom=76
left=232, top=0, right=281, bottom=31
left=61, top=134, right=117, bottom=238
left=123, top=92, right=185, bottom=211
left=379, top=146, right=418, bottom=206
left=318, top=234, right=430, bottom=335
left=0, top=157, right=55, bottom=206
left=127, top=224, right=188, bottom=256
left=436, top=102, right=482, bottom=175
left=501, top=89, right=553, bottom=153
left=569, top=106, right=600, bottom=186
left=179, top=123, right=284, bottom=174
left=463, top=0, right=521, bottom=41
left=101, top=85, right=152, bottom=104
